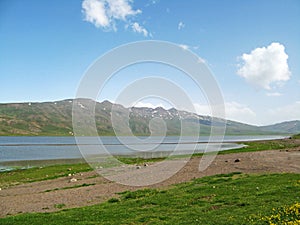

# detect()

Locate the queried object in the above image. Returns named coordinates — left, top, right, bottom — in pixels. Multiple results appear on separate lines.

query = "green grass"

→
left=249, top=202, right=300, bottom=224
left=1, top=173, right=299, bottom=224
left=162, top=135, right=300, bottom=160
left=0, top=163, right=92, bottom=188
left=116, top=156, right=166, bottom=165
left=44, top=183, right=96, bottom=193
left=53, top=204, right=66, bottom=209
left=219, top=138, right=299, bottom=155
left=292, top=133, right=300, bottom=139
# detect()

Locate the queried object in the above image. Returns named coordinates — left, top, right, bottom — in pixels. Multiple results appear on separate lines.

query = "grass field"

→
left=219, top=137, right=300, bottom=155
left=0, top=173, right=299, bottom=224
left=0, top=163, right=92, bottom=189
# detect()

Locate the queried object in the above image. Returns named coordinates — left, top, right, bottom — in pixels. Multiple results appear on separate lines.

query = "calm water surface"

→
left=0, top=135, right=286, bottom=171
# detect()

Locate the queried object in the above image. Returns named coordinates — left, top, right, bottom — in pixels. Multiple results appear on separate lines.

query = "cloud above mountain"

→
left=193, top=101, right=256, bottom=125
left=82, top=0, right=149, bottom=36
left=178, top=21, right=185, bottom=30
left=131, top=22, right=149, bottom=37
left=237, top=42, right=291, bottom=90
left=268, top=101, right=300, bottom=123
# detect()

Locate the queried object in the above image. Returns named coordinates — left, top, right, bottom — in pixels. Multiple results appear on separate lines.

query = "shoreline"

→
left=0, top=135, right=287, bottom=170
left=0, top=135, right=293, bottom=172
left=0, top=158, right=87, bottom=172
left=0, top=143, right=246, bottom=172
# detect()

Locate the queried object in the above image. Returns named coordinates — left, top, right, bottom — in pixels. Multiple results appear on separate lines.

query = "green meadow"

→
left=0, top=173, right=299, bottom=225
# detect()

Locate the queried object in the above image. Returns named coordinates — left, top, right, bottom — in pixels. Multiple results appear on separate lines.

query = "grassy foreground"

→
left=0, top=163, right=92, bottom=189
left=1, top=173, right=300, bottom=224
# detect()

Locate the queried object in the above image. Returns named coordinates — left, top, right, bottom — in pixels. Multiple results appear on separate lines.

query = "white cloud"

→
left=197, top=57, right=206, bottom=64
left=224, top=102, right=256, bottom=124
left=266, top=92, right=282, bottom=97
left=108, top=0, right=141, bottom=20
left=178, top=21, right=185, bottom=30
left=237, top=42, right=291, bottom=90
left=82, top=0, right=109, bottom=28
left=82, top=0, right=142, bottom=32
left=145, top=0, right=159, bottom=6
left=134, top=102, right=166, bottom=109
left=179, top=44, right=190, bottom=50
left=194, top=101, right=300, bottom=125
left=130, top=100, right=259, bottom=125
left=193, top=103, right=211, bottom=116
left=178, top=44, right=200, bottom=52
left=194, top=102, right=257, bottom=125
left=131, top=22, right=149, bottom=37
left=268, top=101, right=300, bottom=123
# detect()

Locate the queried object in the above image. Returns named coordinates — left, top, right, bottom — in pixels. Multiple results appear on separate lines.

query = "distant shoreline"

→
left=0, top=135, right=288, bottom=172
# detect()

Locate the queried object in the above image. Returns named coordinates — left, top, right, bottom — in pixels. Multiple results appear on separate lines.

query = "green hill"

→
left=0, top=99, right=299, bottom=136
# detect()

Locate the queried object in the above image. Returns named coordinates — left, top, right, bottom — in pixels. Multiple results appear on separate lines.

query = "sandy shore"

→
left=1, top=144, right=300, bottom=218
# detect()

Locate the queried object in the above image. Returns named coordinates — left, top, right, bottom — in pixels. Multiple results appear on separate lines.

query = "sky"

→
left=0, top=0, right=299, bottom=126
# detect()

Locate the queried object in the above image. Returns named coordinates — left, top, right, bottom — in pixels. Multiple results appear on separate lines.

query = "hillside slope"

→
left=0, top=99, right=299, bottom=136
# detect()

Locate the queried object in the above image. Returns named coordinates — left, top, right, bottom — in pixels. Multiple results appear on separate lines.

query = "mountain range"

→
left=0, top=99, right=299, bottom=136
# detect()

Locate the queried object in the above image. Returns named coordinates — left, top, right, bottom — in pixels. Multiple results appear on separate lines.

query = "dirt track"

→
left=1, top=145, right=300, bottom=217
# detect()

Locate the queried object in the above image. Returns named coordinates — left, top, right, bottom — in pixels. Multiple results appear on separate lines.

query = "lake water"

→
left=0, top=135, right=286, bottom=171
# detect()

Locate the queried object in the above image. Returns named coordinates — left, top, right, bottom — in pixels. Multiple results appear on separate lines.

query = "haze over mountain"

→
left=0, top=99, right=299, bottom=136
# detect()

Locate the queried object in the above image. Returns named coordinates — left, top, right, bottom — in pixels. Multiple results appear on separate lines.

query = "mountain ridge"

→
left=0, top=99, right=299, bottom=136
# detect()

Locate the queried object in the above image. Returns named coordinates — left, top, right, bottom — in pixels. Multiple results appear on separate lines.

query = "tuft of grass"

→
left=54, top=204, right=66, bottom=209
left=1, top=173, right=299, bottom=224
left=107, top=198, right=120, bottom=203
left=115, top=156, right=165, bottom=165
left=44, top=183, right=96, bottom=193
left=86, top=174, right=99, bottom=179
left=292, top=133, right=300, bottom=139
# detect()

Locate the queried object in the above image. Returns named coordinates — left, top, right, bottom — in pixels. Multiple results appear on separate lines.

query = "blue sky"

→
left=0, top=0, right=299, bottom=125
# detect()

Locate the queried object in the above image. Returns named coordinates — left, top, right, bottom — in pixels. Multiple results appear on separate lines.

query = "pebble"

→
left=70, top=178, right=77, bottom=182
left=234, top=158, right=241, bottom=163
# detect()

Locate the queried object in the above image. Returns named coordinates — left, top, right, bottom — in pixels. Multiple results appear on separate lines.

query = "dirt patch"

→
left=1, top=147, right=300, bottom=217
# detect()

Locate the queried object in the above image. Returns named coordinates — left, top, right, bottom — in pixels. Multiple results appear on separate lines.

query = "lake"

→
left=0, top=135, right=286, bottom=171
